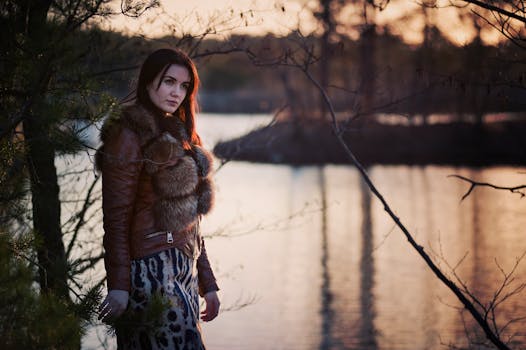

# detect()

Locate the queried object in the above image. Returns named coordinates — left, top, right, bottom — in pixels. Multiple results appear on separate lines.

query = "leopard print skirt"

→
left=117, top=247, right=205, bottom=350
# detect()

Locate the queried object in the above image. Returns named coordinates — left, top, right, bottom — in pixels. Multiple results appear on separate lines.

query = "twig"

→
left=459, top=0, right=526, bottom=24
left=66, top=176, right=101, bottom=258
left=448, top=174, right=526, bottom=200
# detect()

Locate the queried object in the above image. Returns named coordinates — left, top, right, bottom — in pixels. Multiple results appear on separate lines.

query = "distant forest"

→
left=88, top=28, right=526, bottom=116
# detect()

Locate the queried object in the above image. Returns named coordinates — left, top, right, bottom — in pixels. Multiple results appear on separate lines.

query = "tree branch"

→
left=459, top=0, right=526, bottom=24
left=66, top=175, right=101, bottom=258
left=298, top=63, right=513, bottom=350
left=448, top=174, right=526, bottom=200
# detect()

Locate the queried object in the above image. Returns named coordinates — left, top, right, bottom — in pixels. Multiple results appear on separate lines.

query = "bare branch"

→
left=295, top=53, right=514, bottom=350
left=205, top=200, right=323, bottom=239
left=459, top=0, right=526, bottom=24
left=89, top=64, right=141, bottom=78
left=120, top=0, right=159, bottom=18
left=449, top=174, right=526, bottom=200
left=66, top=175, right=101, bottom=258
left=218, top=293, right=259, bottom=313
left=70, top=253, right=105, bottom=275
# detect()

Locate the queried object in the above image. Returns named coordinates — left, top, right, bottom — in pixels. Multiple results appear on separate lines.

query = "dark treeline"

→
left=88, top=28, right=526, bottom=116
left=2, top=1, right=524, bottom=349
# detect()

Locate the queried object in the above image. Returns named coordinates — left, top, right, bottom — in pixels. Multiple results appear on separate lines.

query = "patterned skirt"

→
left=116, top=247, right=205, bottom=350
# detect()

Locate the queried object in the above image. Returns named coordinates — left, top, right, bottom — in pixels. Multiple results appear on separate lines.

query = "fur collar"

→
left=96, top=103, right=190, bottom=170
left=99, top=103, right=159, bottom=147
left=95, top=102, right=215, bottom=241
left=99, top=103, right=190, bottom=146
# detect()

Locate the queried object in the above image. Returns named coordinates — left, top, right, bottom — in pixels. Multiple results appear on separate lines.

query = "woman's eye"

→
left=182, top=84, right=189, bottom=90
left=163, top=79, right=175, bottom=85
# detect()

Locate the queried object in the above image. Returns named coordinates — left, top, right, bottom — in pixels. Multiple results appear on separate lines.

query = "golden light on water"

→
left=103, top=0, right=505, bottom=46
left=79, top=114, right=526, bottom=349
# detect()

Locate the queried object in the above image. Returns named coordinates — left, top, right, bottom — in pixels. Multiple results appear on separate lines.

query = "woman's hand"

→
left=98, top=289, right=129, bottom=323
left=201, top=291, right=220, bottom=322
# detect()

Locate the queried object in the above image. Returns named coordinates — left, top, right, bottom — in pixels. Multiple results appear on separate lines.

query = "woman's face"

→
left=147, top=64, right=191, bottom=114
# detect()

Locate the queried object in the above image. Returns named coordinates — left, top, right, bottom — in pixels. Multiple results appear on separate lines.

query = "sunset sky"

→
left=104, top=0, right=502, bottom=45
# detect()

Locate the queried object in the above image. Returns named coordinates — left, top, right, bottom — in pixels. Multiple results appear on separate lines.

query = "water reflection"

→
left=358, top=177, right=377, bottom=349
left=319, top=167, right=334, bottom=350
left=81, top=115, right=526, bottom=349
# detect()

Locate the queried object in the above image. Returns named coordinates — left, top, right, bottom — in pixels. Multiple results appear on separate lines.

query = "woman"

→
left=96, top=48, right=220, bottom=349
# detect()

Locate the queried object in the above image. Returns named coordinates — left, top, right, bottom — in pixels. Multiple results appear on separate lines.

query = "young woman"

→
left=96, top=48, right=220, bottom=349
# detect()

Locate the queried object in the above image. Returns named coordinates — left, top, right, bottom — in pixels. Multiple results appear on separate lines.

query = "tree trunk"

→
left=16, top=0, right=70, bottom=300
left=24, top=116, right=69, bottom=299
left=319, top=0, right=335, bottom=119
left=358, top=23, right=376, bottom=126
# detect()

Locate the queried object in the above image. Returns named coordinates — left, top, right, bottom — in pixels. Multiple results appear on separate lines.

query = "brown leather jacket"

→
left=97, top=104, right=218, bottom=296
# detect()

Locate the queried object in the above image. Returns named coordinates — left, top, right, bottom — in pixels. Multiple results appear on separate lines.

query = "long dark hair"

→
left=136, top=48, right=201, bottom=146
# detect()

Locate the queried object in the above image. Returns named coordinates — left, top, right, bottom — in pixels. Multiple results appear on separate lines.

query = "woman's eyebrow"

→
left=163, top=75, right=190, bottom=84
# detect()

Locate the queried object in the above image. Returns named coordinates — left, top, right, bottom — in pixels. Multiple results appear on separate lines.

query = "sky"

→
left=103, top=0, right=503, bottom=46
left=105, top=0, right=316, bottom=38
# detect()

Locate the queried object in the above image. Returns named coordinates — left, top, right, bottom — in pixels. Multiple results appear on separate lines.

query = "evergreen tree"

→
left=0, top=1, right=157, bottom=348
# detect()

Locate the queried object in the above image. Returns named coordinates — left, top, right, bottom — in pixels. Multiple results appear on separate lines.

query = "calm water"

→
left=75, top=114, right=526, bottom=350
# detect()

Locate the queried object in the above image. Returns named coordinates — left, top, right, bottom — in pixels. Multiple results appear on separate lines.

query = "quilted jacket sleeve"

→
left=101, top=127, right=142, bottom=292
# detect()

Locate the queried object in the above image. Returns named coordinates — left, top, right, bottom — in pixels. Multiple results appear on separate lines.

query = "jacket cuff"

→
left=199, top=278, right=219, bottom=297
left=105, top=262, right=131, bottom=292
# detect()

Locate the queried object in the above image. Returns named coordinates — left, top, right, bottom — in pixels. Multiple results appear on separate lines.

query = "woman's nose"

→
left=172, top=85, right=184, bottom=97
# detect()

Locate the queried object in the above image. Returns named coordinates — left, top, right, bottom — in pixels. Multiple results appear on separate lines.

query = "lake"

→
left=76, top=114, right=526, bottom=350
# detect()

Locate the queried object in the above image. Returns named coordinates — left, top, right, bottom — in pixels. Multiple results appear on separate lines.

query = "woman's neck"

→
left=138, top=99, right=187, bottom=139
left=141, top=99, right=167, bottom=118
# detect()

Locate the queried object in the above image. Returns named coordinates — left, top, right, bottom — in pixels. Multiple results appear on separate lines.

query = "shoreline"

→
left=213, top=119, right=526, bottom=166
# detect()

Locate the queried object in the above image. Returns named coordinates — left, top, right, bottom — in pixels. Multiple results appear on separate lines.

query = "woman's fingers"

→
left=200, top=308, right=214, bottom=322
left=99, top=303, right=123, bottom=322
left=98, top=291, right=128, bottom=322
left=201, top=291, right=220, bottom=322
left=98, top=298, right=113, bottom=322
